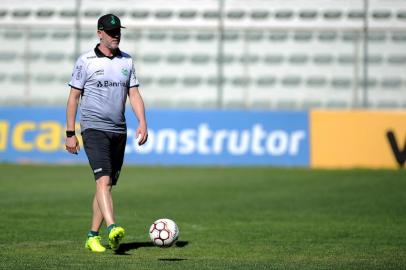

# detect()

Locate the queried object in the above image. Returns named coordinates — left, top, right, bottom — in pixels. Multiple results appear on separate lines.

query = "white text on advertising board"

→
left=127, top=123, right=306, bottom=156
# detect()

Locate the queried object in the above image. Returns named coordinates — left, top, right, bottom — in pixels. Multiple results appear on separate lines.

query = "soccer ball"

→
left=149, top=218, right=179, bottom=247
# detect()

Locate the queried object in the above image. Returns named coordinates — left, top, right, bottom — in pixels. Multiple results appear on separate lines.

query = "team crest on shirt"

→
left=121, top=68, right=129, bottom=77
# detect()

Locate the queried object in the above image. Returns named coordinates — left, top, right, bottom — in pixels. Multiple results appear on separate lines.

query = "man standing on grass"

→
left=65, top=14, right=148, bottom=252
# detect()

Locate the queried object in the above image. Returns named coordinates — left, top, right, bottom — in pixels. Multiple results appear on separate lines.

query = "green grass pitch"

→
left=0, top=164, right=405, bottom=270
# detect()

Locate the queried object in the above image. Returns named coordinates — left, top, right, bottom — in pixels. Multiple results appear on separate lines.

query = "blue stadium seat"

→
left=0, top=72, right=6, bottom=82
left=326, top=100, right=348, bottom=108
left=281, top=76, right=302, bottom=87
left=323, top=10, right=342, bottom=20
left=372, top=10, right=391, bottom=20
left=157, top=76, right=177, bottom=86
left=376, top=101, right=399, bottom=108
left=108, top=10, right=126, bottom=17
left=131, top=10, right=149, bottom=19
left=166, top=54, right=186, bottom=64
left=178, top=10, right=197, bottom=19
left=202, top=11, right=219, bottom=19
left=387, top=55, right=406, bottom=65
left=264, top=55, right=284, bottom=64
left=182, top=76, right=202, bottom=86
left=348, top=10, right=365, bottom=20
left=250, top=11, right=269, bottom=20
left=331, top=78, right=352, bottom=89
left=190, top=54, right=211, bottom=64
left=318, top=32, right=338, bottom=42
left=288, top=54, right=309, bottom=64
left=306, top=77, right=327, bottom=88
left=172, top=32, right=191, bottom=41
left=299, top=10, right=318, bottom=20
left=227, top=10, right=245, bottom=19
left=155, top=10, right=173, bottom=19
left=0, top=52, right=17, bottom=61
left=223, top=32, right=239, bottom=41
left=141, top=54, right=162, bottom=64
left=256, top=77, right=276, bottom=87
left=12, top=9, right=31, bottom=18
left=293, top=32, right=313, bottom=42
left=36, top=9, right=55, bottom=18
left=381, top=78, right=403, bottom=89
left=10, top=73, right=25, bottom=83
left=276, top=100, right=298, bottom=109
left=147, top=32, right=167, bottom=41
left=35, top=74, right=56, bottom=83
left=59, top=9, right=76, bottom=18
left=397, top=11, right=406, bottom=20
left=83, top=10, right=102, bottom=18
left=302, top=100, right=323, bottom=109
left=275, top=10, right=294, bottom=20
left=29, top=31, right=47, bottom=39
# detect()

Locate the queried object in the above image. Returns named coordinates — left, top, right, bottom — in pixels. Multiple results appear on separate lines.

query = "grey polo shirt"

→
left=69, top=45, right=140, bottom=134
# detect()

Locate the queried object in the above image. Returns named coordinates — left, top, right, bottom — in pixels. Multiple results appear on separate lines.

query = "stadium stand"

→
left=0, top=0, right=405, bottom=109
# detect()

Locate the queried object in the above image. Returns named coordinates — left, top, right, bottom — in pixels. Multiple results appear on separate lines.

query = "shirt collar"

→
left=94, top=44, right=122, bottom=59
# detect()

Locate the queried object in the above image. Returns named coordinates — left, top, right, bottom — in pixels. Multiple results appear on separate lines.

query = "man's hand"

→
left=136, top=123, right=148, bottom=146
left=65, top=136, right=80, bottom=154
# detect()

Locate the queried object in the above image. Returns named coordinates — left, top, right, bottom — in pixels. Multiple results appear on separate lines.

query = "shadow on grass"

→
left=114, top=241, right=189, bottom=255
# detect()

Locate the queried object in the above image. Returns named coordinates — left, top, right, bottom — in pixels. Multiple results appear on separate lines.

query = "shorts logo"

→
left=94, top=168, right=103, bottom=173
left=97, top=81, right=103, bottom=87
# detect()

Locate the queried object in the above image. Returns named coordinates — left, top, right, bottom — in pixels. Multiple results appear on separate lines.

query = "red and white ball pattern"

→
left=149, top=218, right=179, bottom=247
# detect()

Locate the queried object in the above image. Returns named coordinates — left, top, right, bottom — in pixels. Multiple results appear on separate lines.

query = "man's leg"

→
left=85, top=187, right=110, bottom=253
left=90, top=194, right=104, bottom=232
left=95, top=175, right=125, bottom=250
left=95, top=175, right=115, bottom=227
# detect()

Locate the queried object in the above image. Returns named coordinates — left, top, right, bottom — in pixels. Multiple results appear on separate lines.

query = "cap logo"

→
left=111, top=15, right=116, bottom=25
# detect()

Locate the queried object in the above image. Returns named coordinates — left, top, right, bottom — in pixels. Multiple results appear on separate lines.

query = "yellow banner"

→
left=310, top=110, right=406, bottom=169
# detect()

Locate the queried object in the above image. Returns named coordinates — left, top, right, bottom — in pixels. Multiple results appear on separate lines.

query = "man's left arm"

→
left=128, top=86, right=148, bottom=145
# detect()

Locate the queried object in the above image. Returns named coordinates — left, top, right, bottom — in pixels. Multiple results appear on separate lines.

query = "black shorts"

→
left=82, top=129, right=127, bottom=185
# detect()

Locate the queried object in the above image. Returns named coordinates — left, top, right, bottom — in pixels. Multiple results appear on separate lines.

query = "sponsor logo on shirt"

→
left=96, top=80, right=129, bottom=88
left=95, top=69, right=104, bottom=76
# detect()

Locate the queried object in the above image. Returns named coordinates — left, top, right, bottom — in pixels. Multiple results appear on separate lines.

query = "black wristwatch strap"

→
left=66, top=130, right=76, bottom=137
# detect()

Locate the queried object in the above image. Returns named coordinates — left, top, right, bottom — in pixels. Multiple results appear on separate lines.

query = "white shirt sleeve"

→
left=68, top=57, right=87, bottom=90
left=129, top=59, right=140, bottom=88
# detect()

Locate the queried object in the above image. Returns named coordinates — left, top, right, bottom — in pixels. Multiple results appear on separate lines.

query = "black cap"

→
left=97, top=14, right=125, bottom=31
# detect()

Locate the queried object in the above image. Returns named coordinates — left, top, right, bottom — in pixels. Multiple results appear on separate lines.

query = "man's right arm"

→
left=65, top=88, right=81, bottom=154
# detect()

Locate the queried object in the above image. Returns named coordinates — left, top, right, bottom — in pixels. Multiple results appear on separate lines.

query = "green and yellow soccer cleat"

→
left=108, top=226, right=125, bottom=250
left=85, top=236, right=106, bottom=252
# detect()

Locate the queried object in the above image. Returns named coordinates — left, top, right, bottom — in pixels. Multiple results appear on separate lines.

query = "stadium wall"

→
left=310, top=110, right=406, bottom=169
left=0, top=108, right=404, bottom=168
left=0, top=108, right=309, bottom=166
